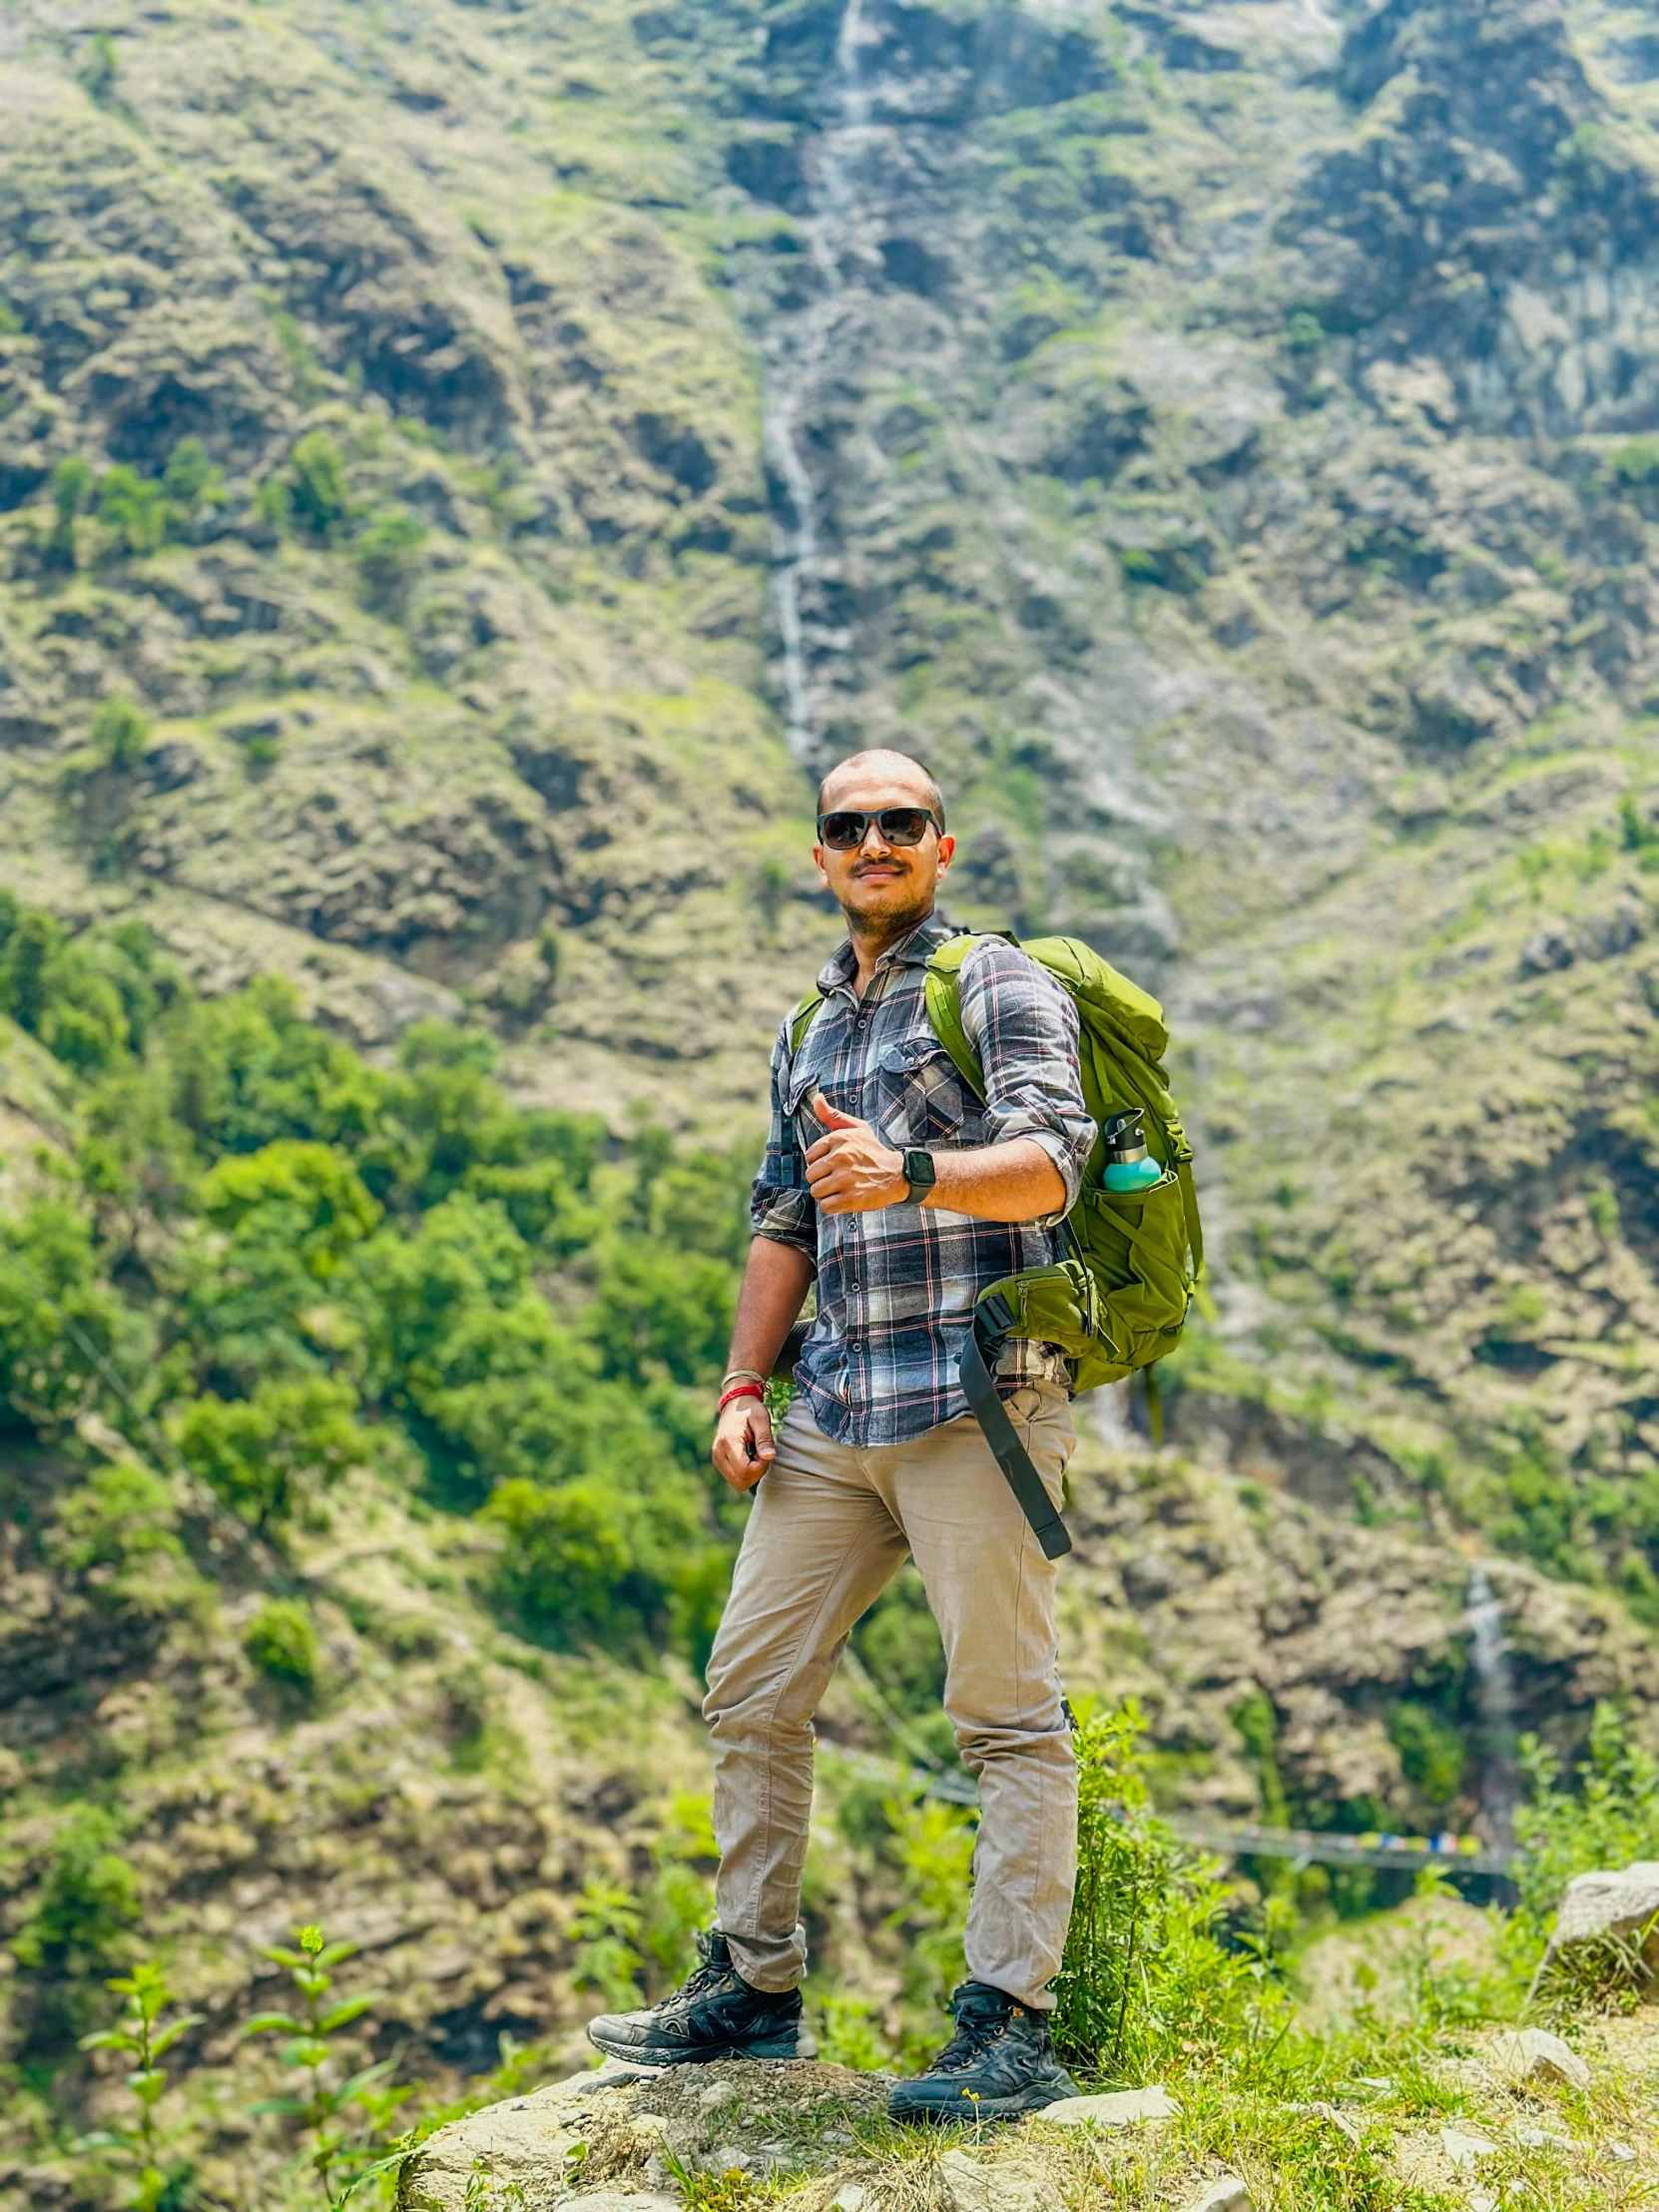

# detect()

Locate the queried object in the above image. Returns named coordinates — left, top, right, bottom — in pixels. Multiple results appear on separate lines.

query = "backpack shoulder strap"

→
left=788, top=986, right=826, bottom=1057
left=923, top=932, right=996, bottom=1102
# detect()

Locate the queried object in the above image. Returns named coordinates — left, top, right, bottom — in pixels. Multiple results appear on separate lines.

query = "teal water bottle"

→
left=1101, top=1108, right=1163, bottom=1192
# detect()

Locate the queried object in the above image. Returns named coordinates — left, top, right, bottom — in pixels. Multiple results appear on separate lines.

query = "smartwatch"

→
left=902, top=1148, right=937, bottom=1204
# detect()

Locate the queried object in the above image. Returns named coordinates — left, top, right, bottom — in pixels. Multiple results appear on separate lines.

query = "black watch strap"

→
left=902, top=1148, right=937, bottom=1203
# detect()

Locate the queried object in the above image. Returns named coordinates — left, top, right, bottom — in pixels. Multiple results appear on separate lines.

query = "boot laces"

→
left=662, top=1931, right=734, bottom=2014
left=928, top=2001, right=1008, bottom=2074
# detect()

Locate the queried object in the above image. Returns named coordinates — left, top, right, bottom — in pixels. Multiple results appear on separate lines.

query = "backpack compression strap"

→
left=958, top=1294, right=1073, bottom=1560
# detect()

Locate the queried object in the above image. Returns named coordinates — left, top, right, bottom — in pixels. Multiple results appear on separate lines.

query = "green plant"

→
left=354, top=507, right=426, bottom=603
left=568, top=1879, right=644, bottom=2010
left=883, top=1787, right=975, bottom=2012
left=98, top=467, right=169, bottom=556
left=245, top=1598, right=322, bottom=1696
left=161, top=436, right=225, bottom=517
left=1052, top=1700, right=1290, bottom=2081
left=1508, top=1702, right=1659, bottom=2005
left=288, top=432, right=351, bottom=538
left=1388, top=1701, right=1466, bottom=1809
left=14, top=1804, right=143, bottom=1976
left=47, top=455, right=94, bottom=567
left=79, top=30, right=119, bottom=102
left=813, top=1989, right=890, bottom=2069
left=750, top=856, right=792, bottom=944
left=76, top=1961, right=204, bottom=2211
left=92, top=697, right=151, bottom=771
left=173, top=1377, right=369, bottom=1533
left=242, top=1924, right=395, bottom=2206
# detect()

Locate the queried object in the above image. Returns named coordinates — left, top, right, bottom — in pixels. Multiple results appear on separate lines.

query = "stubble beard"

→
left=837, top=869, right=936, bottom=950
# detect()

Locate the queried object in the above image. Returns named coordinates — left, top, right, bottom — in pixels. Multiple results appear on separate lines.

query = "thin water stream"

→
left=1465, top=1564, right=1519, bottom=1858
left=762, top=0, right=879, bottom=762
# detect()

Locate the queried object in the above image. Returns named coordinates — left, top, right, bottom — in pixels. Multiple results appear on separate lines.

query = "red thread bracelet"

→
left=718, top=1382, right=766, bottom=1413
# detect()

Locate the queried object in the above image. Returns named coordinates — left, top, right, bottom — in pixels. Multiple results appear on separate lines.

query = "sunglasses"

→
left=816, top=806, right=942, bottom=851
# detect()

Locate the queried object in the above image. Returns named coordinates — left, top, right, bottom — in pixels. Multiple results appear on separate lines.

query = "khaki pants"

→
left=701, top=1383, right=1077, bottom=2009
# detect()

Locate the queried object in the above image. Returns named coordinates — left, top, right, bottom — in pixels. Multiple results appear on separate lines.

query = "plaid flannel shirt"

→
left=752, top=915, right=1097, bottom=1447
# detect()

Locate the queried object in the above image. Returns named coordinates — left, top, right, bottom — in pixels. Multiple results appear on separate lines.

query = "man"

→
left=588, top=751, right=1095, bottom=2120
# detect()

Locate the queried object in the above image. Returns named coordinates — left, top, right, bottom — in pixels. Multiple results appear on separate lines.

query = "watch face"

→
left=905, top=1148, right=936, bottom=1190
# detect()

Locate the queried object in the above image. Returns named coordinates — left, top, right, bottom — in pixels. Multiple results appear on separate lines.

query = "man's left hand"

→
left=806, top=1094, right=908, bottom=1214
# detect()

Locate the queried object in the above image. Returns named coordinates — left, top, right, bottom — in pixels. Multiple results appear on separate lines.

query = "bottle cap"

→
left=1101, top=1108, right=1149, bottom=1164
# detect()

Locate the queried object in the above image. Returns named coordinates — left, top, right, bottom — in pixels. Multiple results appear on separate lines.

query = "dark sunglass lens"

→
left=879, top=808, right=931, bottom=845
left=820, top=812, right=867, bottom=849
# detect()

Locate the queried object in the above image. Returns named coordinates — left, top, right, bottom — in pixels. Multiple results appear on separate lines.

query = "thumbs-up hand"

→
left=806, top=1092, right=908, bottom=1215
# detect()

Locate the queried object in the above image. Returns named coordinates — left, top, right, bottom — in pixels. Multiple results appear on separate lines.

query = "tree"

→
left=172, top=1376, right=369, bottom=1533
left=161, top=435, right=225, bottom=517
left=98, top=467, right=168, bottom=557
left=288, top=431, right=350, bottom=538
left=91, top=696, right=150, bottom=771
left=47, top=456, right=94, bottom=569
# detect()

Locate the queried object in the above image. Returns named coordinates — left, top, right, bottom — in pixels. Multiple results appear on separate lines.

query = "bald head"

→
left=817, top=749, right=946, bottom=830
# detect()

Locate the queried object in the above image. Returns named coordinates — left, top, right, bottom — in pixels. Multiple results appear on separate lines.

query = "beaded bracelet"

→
left=717, top=1382, right=767, bottom=1414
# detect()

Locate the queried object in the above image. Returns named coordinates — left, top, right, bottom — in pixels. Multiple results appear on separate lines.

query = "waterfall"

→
left=762, top=0, right=878, bottom=762
left=1465, top=1564, right=1519, bottom=1859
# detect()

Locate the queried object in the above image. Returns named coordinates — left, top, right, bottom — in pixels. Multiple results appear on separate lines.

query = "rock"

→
left=1036, top=2085, right=1179, bottom=2128
left=1546, top=1862, right=1659, bottom=1955
left=1486, top=2027, right=1591, bottom=2091
left=1439, top=2128, right=1496, bottom=2170
left=546, top=2197, right=679, bottom=2211
left=397, top=2078, right=587, bottom=2210
left=1609, top=2140, right=1638, bottom=2161
left=1301, top=2100, right=1363, bottom=2145
left=1182, top=2179, right=1253, bottom=2212
left=937, top=2148, right=1047, bottom=2212
left=829, top=2189, right=868, bottom=2212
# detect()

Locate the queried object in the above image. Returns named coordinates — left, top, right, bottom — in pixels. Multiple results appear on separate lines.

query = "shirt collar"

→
left=817, top=912, right=955, bottom=996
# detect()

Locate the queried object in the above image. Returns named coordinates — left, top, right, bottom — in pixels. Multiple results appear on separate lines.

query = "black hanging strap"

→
left=957, top=1304, right=1073, bottom=1560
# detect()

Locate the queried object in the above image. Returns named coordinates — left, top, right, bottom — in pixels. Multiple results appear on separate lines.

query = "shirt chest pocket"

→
left=876, top=1036, right=970, bottom=1147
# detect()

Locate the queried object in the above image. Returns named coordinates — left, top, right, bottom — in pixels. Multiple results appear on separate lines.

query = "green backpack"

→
left=790, top=932, right=1203, bottom=1559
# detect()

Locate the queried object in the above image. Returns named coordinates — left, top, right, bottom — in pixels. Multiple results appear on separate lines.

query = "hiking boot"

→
left=887, top=1981, right=1078, bottom=2124
left=586, top=1930, right=812, bottom=2066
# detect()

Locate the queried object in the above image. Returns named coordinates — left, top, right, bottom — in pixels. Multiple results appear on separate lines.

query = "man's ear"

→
left=935, top=832, right=956, bottom=875
left=813, top=842, right=830, bottom=891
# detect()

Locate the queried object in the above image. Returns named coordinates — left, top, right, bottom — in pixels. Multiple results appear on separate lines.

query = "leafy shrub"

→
left=91, top=695, right=150, bottom=771
left=244, top=1599, right=321, bottom=1693
left=0, top=1199, right=150, bottom=1435
left=47, top=455, right=94, bottom=567
left=1053, top=1701, right=1288, bottom=2080
left=174, top=1376, right=368, bottom=1532
left=199, top=1139, right=381, bottom=1278
left=587, top=1237, right=739, bottom=1387
left=160, top=435, right=224, bottom=516
left=47, top=1462, right=192, bottom=1619
left=482, top=1470, right=709, bottom=1650
left=1388, top=1700, right=1467, bottom=1808
left=287, top=431, right=350, bottom=538
left=15, top=1804, right=142, bottom=1974
left=98, top=466, right=169, bottom=556
left=355, top=507, right=426, bottom=603
left=1508, top=1703, right=1659, bottom=1995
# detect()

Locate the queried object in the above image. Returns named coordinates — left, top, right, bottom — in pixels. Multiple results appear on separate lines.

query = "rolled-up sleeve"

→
left=960, top=942, right=1095, bottom=1225
left=750, top=1020, right=819, bottom=1261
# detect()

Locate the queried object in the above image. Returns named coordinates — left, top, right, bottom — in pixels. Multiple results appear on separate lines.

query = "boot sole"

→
left=888, top=2078, right=1077, bottom=2125
left=586, top=2024, right=814, bottom=2066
